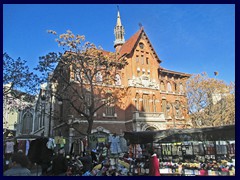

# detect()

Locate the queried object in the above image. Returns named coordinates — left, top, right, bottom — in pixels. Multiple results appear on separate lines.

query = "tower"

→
left=114, top=6, right=125, bottom=52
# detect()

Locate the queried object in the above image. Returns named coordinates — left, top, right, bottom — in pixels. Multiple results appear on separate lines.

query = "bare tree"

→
left=3, top=53, right=39, bottom=111
left=186, top=72, right=235, bottom=128
left=35, top=30, right=128, bottom=135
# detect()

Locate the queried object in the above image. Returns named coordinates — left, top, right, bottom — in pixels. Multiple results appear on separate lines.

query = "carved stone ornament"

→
left=128, top=75, right=159, bottom=90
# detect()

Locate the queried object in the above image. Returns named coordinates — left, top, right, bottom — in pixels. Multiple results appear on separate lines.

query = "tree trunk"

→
left=86, top=117, right=94, bottom=150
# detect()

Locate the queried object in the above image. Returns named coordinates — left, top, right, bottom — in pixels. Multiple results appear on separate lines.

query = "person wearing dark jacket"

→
left=4, top=151, right=31, bottom=176
left=52, top=148, right=68, bottom=176
left=79, top=151, right=93, bottom=173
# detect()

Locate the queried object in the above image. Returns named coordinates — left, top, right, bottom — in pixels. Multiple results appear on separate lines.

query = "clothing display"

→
left=119, top=137, right=128, bottom=153
left=227, top=143, right=235, bottom=154
left=198, top=144, right=205, bottom=155
left=171, top=145, right=178, bottom=155
left=171, top=143, right=182, bottom=156
left=108, top=135, right=122, bottom=154
left=5, top=141, right=15, bottom=154
left=205, top=142, right=215, bottom=155
left=54, top=136, right=66, bottom=147
left=215, top=141, right=227, bottom=155
left=135, top=144, right=142, bottom=158
left=70, top=140, right=85, bottom=156
left=185, top=145, right=193, bottom=155
left=162, top=144, right=172, bottom=155
left=46, top=138, right=56, bottom=150
left=25, top=140, right=30, bottom=156
left=192, top=142, right=200, bottom=155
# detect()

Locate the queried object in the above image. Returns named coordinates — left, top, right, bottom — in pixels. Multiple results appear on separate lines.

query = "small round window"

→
left=139, top=43, right=144, bottom=49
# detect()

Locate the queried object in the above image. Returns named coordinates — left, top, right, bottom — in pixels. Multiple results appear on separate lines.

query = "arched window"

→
left=179, top=83, right=184, bottom=93
left=167, top=82, right=172, bottom=92
left=22, top=111, right=33, bottom=134
left=84, top=70, right=91, bottom=83
left=173, top=82, right=177, bottom=92
left=143, top=94, right=149, bottom=112
left=135, top=93, right=140, bottom=111
left=106, top=104, right=115, bottom=116
left=160, top=81, right=165, bottom=91
left=146, top=58, right=149, bottom=65
left=115, top=74, right=121, bottom=86
left=166, top=102, right=171, bottom=118
left=34, top=114, right=39, bottom=131
left=162, top=99, right=166, bottom=115
left=96, top=72, right=102, bottom=83
left=74, top=69, right=81, bottom=81
left=41, top=108, right=44, bottom=128
left=175, top=101, right=182, bottom=118
left=153, top=95, right=156, bottom=112
left=136, top=55, right=139, bottom=62
left=141, top=55, right=144, bottom=65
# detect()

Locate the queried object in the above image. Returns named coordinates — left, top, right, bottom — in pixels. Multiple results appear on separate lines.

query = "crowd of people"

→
left=3, top=135, right=159, bottom=176
left=3, top=134, right=235, bottom=176
left=4, top=150, right=31, bottom=176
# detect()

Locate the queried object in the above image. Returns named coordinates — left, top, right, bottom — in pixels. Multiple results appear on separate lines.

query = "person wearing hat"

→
left=52, top=148, right=68, bottom=176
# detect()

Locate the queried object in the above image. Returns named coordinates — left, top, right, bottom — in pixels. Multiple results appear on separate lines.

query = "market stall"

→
left=123, top=125, right=235, bottom=176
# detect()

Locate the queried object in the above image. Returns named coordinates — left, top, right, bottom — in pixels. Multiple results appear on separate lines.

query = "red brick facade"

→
left=52, top=13, right=191, bottom=139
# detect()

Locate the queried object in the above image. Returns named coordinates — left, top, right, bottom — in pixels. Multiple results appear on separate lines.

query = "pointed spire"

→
left=114, top=6, right=125, bottom=51
left=116, top=6, right=122, bottom=26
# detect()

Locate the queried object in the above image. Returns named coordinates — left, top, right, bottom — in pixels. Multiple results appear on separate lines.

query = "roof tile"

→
left=119, top=28, right=143, bottom=56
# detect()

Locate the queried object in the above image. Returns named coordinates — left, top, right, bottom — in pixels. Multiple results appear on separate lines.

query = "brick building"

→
left=38, top=9, right=191, bottom=149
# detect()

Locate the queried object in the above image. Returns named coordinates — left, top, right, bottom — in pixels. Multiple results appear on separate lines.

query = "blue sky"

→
left=3, top=4, right=235, bottom=84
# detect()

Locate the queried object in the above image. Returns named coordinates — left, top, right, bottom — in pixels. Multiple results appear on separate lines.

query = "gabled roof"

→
left=118, top=27, right=161, bottom=63
left=118, top=27, right=143, bottom=56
